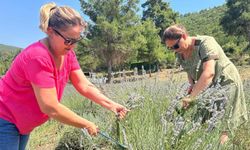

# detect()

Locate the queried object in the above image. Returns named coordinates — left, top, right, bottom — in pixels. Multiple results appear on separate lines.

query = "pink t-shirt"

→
left=0, top=41, right=80, bottom=134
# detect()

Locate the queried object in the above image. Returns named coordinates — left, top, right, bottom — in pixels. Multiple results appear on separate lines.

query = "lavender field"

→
left=28, top=69, right=250, bottom=150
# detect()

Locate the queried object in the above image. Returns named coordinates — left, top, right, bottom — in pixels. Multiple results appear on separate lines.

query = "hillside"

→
left=0, top=44, right=22, bottom=52
left=179, top=5, right=249, bottom=65
left=180, top=5, right=227, bottom=37
left=0, top=44, right=21, bottom=75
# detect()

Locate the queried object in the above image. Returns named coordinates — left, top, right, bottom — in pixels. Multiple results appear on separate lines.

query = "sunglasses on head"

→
left=169, top=38, right=181, bottom=50
left=53, top=28, right=83, bottom=46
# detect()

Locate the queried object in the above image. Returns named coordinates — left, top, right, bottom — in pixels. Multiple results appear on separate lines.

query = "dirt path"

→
left=237, top=66, right=250, bottom=80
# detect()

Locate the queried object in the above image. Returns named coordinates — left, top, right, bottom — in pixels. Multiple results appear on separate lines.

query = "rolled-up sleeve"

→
left=199, top=37, right=219, bottom=62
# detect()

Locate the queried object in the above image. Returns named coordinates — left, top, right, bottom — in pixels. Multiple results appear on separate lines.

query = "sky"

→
left=0, top=0, right=225, bottom=48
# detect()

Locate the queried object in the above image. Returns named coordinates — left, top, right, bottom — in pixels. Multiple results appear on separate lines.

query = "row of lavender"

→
left=29, top=71, right=250, bottom=149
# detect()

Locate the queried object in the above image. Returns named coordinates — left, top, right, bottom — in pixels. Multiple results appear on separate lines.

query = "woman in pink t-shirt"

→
left=0, top=2, right=128, bottom=150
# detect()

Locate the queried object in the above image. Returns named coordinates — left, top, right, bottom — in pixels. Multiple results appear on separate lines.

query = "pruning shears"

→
left=98, top=130, right=128, bottom=149
left=81, top=128, right=128, bottom=149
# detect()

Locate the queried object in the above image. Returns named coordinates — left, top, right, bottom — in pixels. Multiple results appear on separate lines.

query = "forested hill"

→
left=179, top=5, right=249, bottom=62
left=0, top=44, right=22, bottom=52
left=0, top=44, right=21, bottom=75
left=180, top=5, right=227, bottom=37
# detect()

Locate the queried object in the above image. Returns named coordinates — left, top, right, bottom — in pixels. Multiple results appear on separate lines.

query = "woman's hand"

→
left=70, top=70, right=129, bottom=119
left=111, top=103, right=129, bottom=119
left=181, top=96, right=194, bottom=109
left=220, top=131, right=228, bottom=144
left=85, top=122, right=99, bottom=136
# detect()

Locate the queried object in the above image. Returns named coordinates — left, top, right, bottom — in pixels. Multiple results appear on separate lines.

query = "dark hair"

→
left=162, top=24, right=188, bottom=42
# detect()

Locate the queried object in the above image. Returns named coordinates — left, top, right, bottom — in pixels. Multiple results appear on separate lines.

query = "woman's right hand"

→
left=85, top=122, right=98, bottom=136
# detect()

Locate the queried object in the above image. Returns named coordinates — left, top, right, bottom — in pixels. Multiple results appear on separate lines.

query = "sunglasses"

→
left=53, top=29, right=83, bottom=46
left=169, top=38, right=181, bottom=50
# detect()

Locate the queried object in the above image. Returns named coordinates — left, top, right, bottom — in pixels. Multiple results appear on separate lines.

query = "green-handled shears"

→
left=98, top=130, right=128, bottom=149
left=81, top=128, right=128, bottom=149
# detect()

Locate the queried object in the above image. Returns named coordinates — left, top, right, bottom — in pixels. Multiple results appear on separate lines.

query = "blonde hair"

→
left=162, top=24, right=188, bottom=42
left=39, top=2, right=87, bottom=33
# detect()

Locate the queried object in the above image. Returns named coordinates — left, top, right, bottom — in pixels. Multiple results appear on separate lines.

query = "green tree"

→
left=0, top=50, right=20, bottom=75
left=221, top=0, right=250, bottom=49
left=79, top=0, right=144, bottom=82
left=180, top=5, right=249, bottom=64
left=137, top=19, right=169, bottom=76
left=141, top=0, right=179, bottom=36
left=75, top=39, right=100, bottom=72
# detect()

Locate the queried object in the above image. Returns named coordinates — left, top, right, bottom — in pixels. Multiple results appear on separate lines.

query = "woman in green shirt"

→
left=162, top=24, right=248, bottom=144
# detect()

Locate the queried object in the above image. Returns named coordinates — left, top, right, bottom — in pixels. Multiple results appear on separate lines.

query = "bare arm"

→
left=32, top=83, right=98, bottom=135
left=189, top=59, right=215, bottom=97
left=187, top=74, right=194, bottom=94
left=70, top=69, right=128, bottom=118
left=187, top=74, right=194, bottom=86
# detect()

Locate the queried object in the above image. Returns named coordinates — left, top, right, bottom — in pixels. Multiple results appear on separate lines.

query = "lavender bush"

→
left=28, top=71, right=250, bottom=150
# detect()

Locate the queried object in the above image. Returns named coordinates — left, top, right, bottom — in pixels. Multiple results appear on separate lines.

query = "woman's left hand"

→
left=111, top=104, right=129, bottom=119
left=220, top=132, right=228, bottom=144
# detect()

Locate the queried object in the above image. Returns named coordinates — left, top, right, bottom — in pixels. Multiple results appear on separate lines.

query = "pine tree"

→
left=221, top=0, right=250, bottom=49
left=142, top=0, right=179, bottom=36
left=79, top=0, right=144, bottom=82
